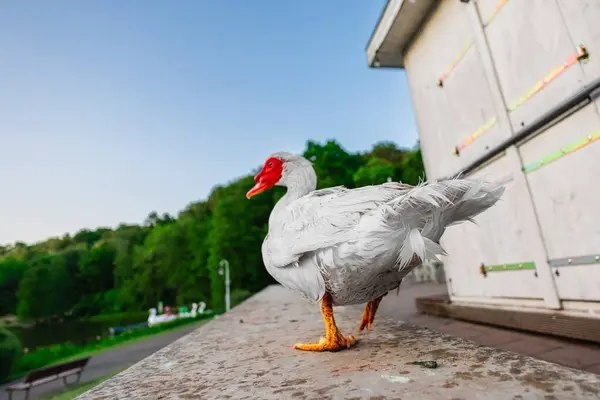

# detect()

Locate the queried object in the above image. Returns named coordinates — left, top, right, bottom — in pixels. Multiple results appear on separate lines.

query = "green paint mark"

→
left=484, top=262, right=536, bottom=272
left=523, top=129, right=600, bottom=173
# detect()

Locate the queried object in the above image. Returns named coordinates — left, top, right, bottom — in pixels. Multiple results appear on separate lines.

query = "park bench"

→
left=5, top=356, right=90, bottom=400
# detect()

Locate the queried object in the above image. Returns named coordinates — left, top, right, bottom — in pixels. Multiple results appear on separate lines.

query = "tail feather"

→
left=393, top=176, right=509, bottom=271
left=398, top=228, right=424, bottom=267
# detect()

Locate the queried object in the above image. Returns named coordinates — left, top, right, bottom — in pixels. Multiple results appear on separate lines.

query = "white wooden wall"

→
left=403, top=0, right=600, bottom=308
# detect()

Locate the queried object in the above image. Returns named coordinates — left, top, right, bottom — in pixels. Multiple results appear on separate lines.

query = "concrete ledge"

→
left=79, top=285, right=600, bottom=399
left=416, top=295, right=600, bottom=344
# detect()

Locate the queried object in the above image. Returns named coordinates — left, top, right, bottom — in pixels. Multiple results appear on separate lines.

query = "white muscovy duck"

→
left=246, top=152, right=506, bottom=352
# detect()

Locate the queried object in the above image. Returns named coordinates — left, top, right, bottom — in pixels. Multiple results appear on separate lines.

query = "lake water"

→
left=6, top=313, right=148, bottom=349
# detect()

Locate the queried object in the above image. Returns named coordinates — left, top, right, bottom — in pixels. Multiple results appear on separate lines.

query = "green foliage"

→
left=400, top=147, right=427, bottom=185
left=0, top=327, right=22, bottom=381
left=16, top=263, right=55, bottom=321
left=78, top=244, right=116, bottom=295
left=0, top=257, right=28, bottom=315
left=1, top=139, right=425, bottom=330
left=207, top=176, right=280, bottom=309
left=353, top=157, right=396, bottom=186
left=304, top=140, right=364, bottom=189
left=16, top=250, right=85, bottom=321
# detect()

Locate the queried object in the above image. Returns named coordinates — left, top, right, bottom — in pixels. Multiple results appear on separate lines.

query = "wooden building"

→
left=367, top=0, right=600, bottom=342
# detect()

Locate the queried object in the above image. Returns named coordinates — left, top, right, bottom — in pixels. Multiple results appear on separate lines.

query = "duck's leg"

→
left=359, top=278, right=403, bottom=332
left=358, top=293, right=386, bottom=332
left=294, top=293, right=356, bottom=352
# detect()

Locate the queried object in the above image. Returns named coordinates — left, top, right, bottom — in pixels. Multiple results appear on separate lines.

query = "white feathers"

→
left=398, top=228, right=424, bottom=270
left=260, top=154, right=508, bottom=305
left=391, top=177, right=506, bottom=272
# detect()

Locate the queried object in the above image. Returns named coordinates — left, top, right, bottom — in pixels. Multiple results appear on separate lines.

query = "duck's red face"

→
left=246, top=157, right=283, bottom=199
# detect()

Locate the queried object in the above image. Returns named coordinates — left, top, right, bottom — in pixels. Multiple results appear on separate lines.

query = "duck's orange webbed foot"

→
left=293, top=293, right=357, bottom=352
left=358, top=293, right=386, bottom=332
left=293, top=332, right=356, bottom=352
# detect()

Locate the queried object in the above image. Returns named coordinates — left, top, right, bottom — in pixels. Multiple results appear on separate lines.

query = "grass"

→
left=44, top=367, right=125, bottom=400
left=3, top=313, right=215, bottom=384
left=82, top=311, right=149, bottom=323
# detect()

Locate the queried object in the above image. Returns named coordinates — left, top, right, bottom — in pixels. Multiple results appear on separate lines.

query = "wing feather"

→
left=267, top=177, right=506, bottom=271
left=268, top=183, right=412, bottom=268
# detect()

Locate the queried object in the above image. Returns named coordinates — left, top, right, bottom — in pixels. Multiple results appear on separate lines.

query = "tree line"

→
left=0, top=140, right=425, bottom=322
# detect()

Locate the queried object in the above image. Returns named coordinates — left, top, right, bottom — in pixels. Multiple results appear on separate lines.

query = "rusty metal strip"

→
left=548, top=254, right=600, bottom=267
left=483, top=0, right=509, bottom=27
left=454, top=117, right=497, bottom=156
left=438, top=41, right=473, bottom=87
left=507, top=45, right=590, bottom=112
left=522, top=128, right=600, bottom=173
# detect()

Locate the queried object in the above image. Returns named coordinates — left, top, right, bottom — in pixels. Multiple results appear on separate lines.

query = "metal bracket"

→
left=578, top=44, right=590, bottom=63
left=548, top=254, right=600, bottom=267
left=589, top=87, right=600, bottom=101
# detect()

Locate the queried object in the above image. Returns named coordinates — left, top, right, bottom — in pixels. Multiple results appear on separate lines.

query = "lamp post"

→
left=218, top=259, right=231, bottom=312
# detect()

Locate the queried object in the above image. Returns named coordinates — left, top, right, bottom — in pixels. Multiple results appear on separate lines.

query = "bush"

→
left=0, top=328, right=22, bottom=381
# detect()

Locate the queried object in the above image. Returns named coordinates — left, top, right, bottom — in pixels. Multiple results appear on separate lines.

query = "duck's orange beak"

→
left=246, top=178, right=271, bottom=199
left=246, top=161, right=282, bottom=199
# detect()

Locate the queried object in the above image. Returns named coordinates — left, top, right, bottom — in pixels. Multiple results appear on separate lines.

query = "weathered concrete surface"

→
left=78, top=285, right=600, bottom=400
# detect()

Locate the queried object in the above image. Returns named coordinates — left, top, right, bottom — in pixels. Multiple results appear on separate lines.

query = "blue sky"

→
left=0, top=0, right=418, bottom=245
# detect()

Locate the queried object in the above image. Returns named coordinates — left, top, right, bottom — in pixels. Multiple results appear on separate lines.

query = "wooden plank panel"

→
left=482, top=0, right=587, bottom=131
left=442, top=43, right=508, bottom=166
left=557, top=0, right=600, bottom=82
left=520, top=102, right=600, bottom=259
left=440, top=150, right=551, bottom=300
left=520, top=101, right=600, bottom=302
left=475, top=0, right=510, bottom=27
left=404, top=1, right=481, bottom=180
